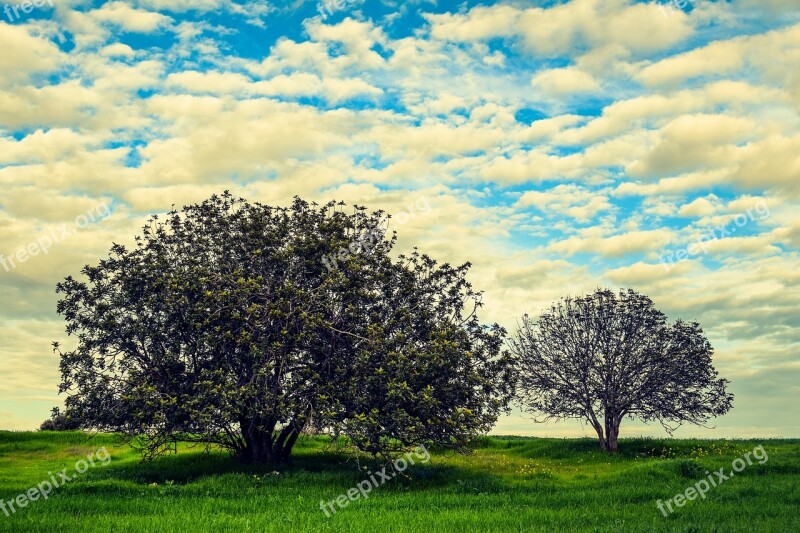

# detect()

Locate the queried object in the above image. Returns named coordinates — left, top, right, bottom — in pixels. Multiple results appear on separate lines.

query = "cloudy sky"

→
left=1, top=0, right=798, bottom=438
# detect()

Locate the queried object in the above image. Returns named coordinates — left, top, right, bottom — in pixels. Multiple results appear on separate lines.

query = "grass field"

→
left=0, top=431, right=798, bottom=532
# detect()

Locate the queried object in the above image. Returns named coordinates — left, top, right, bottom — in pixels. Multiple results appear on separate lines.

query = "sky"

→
left=0, top=0, right=798, bottom=438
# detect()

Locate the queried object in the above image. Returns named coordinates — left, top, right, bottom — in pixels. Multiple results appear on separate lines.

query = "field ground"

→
left=0, top=431, right=798, bottom=532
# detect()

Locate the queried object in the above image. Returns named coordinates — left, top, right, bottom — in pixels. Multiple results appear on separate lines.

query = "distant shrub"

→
left=39, top=412, right=81, bottom=431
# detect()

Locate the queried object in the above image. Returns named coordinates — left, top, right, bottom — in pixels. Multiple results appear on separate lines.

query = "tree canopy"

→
left=510, top=288, right=733, bottom=452
left=54, top=193, right=514, bottom=463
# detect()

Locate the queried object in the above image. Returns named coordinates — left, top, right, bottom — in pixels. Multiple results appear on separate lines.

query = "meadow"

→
left=0, top=431, right=797, bottom=532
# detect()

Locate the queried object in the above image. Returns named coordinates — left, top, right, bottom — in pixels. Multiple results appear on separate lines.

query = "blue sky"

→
left=1, top=0, right=799, bottom=438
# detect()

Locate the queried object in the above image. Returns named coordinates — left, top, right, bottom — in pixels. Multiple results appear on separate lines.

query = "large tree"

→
left=510, top=288, right=733, bottom=452
left=54, top=193, right=513, bottom=463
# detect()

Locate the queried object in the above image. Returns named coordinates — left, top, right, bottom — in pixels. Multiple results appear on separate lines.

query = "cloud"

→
left=88, top=1, right=172, bottom=33
left=426, top=0, right=694, bottom=56
left=678, top=196, right=719, bottom=217
left=637, top=23, right=800, bottom=89
left=100, top=43, right=136, bottom=58
left=0, top=25, right=61, bottom=86
left=531, top=67, right=601, bottom=96
left=166, top=70, right=253, bottom=94
left=517, top=184, right=612, bottom=223
left=550, top=229, right=674, bottom=257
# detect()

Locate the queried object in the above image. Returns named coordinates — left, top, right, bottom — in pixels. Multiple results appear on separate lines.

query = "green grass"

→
left=0, top=431, right=798, bottom=532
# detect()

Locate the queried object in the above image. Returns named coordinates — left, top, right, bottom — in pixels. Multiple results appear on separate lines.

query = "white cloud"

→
left=426, top=0, right=694, bottom=56
left=0, top=25, right=61, bottom=86
left=678, top=196, right=719, bottom=217
left=550, top=228, right=674, bottom=257
left=531, top=67, right=601, bottom=96
left=89, top=1, right=172, bottom=33
left=518, top=184, right=611, bottom=223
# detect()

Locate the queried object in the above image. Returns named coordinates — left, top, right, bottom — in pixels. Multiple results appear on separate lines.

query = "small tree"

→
left=510, top=288, right=733, bottom=452
left=54, top=193, right=514, bottom=463
left=39, top=410, right=81, bottom=431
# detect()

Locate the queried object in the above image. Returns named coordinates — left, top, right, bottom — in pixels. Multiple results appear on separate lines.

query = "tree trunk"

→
left=238, top=416, right=307, bottom=463
left=604, top=417, right=620, bottom=453
left=274, top=418, right=306, bottom=460
left=592, top=421, right=607, bottom=451
left=240, top=417, right=277, bottom=463
left=242, top=430, right=274, bottom=462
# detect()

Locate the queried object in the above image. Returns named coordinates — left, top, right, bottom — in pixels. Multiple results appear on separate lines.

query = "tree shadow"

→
left=80, top=446, right=506, bottom=495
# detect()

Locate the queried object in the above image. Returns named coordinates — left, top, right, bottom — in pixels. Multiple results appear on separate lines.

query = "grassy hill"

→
left=0, top=431, right=797, bottom=532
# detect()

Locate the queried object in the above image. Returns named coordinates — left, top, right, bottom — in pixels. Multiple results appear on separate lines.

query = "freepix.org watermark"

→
left=657, top=0, right=699, bottom=17
left=319, top=444, right=430, bottom=517
left=0, top=201, right=111, bottom=274
left=322, top=222, right=385, bottom=273
left=1, top=446, right=112, bottom=518
left=656, top=444, right=768, bottom=516
left=321, top=197, right=431, bottom=273
left=659, top=200, right=770, bottom=272
left=315, top=0, right=362, bottom=21
left=3, top=0, right=54, bottom=23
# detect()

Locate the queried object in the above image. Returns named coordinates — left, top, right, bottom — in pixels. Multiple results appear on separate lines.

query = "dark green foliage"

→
left=54, top=193, right=513, bottom=464
left=38, top=412, right=81, bottom=432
